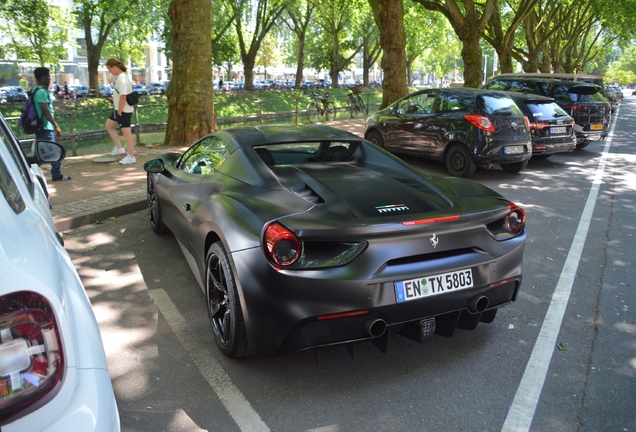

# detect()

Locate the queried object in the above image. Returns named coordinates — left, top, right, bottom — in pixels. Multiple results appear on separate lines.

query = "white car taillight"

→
left=0, top=291, right=64, bottom=425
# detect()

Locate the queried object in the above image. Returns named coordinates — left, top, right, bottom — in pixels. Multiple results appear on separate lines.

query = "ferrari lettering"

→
left=376, top=204, right=410, bottom=213
left=395, top=269, right=474, bottom=303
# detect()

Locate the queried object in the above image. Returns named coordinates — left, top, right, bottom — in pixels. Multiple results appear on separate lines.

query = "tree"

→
left=403, top=2, right=446, bottom=85
left=412, top=0, right=497, bottom=88
left=255, top=33, right=281, bottom=80
left=282, top=1, right=315, bottom=88
left=164, top=0, right=215, bottom=146
left=228, top=0, right=287, bottom=90
left=0, top=0, right=72, bottom=68
left=368, top=0, right=407, bottom=108
left=355, top=5, right=381, bottom=86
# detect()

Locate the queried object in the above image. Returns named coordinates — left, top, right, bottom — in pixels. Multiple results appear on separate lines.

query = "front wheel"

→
left=306, top=101, right=319, bottom=123
left=349, top=100, right=359, bottom=118
left=326, top=102, right=336, bottom=121
left=147, top=174, right=169, bottom=234
left=500, top=159, right=529, bottom=173
left=445, top=144, right=477, bottom=177
left=206, top=241, right=251, bottom=357
left=366, top=130, right=386, bottom=149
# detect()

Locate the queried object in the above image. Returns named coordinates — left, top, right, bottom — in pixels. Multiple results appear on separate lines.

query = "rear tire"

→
left=501, top=159, right=529, bottom=173
left=206, top=241, right=251, bottom=357
left=366, top=130, right=385, bottom=149
left=306, top=102, right=318, bottom=123
left=147, top=174, right=169, bottom=234
left=326, top=102, right=336, bottom=121
left=445, top=144, right=477, bottom=177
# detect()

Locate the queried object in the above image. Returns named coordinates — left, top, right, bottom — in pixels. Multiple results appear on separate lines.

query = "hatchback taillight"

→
left=0, top=292, right=64, bottom=425
left=263, top=222, right=302, bottom=266
left=464, top=114, right=496, bottom=132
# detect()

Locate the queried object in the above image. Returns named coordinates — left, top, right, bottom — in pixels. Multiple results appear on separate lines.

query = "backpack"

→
left=126, top=91, right=139, bottom=106
left=19, top=86, right=45, bottom=134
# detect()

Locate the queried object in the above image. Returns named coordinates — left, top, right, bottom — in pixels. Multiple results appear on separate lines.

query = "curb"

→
left=54, top=200, right=146, bottom=231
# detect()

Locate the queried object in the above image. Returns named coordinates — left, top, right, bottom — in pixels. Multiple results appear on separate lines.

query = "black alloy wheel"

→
left=147, top=174, right=168, bottom=234
left=206, top=242, right=251, bottom=357
left=445, top=144, right=477, bottom=177
left=366, top=130, right=385, bottom=149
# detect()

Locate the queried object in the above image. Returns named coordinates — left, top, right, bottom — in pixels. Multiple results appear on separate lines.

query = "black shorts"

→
left=109, top=111, right=132, bottom=128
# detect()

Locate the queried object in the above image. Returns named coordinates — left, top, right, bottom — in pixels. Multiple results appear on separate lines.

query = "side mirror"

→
left=144, top=159, right=165, bottom=173
left=32, top=140, right=66, bottom=164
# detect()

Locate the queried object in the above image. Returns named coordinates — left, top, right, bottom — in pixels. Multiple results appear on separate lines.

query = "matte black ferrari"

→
left=144, top=125, right=526, bottom=357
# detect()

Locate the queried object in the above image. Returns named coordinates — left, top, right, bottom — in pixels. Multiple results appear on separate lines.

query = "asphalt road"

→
left=63, top=97, right=635, bottom=432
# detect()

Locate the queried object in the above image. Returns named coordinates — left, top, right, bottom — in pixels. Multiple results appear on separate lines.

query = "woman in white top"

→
left=105, top=58, right=136, bottom=164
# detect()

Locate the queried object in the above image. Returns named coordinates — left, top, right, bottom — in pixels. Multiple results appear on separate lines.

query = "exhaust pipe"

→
left=364, top=318, right=387, bottom=338
left=468, top=295, right=489, bottom=314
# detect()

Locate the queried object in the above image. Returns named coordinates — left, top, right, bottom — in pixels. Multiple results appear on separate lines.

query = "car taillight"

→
left=485, top=201, right=526, bottom=240
left=564, top=105, right=587, bottom=111
left=529, top=121, right=549, bottom=130
left=505, top=202, right=525, bottom=233
left=0, top=292, right=64, bottom=425
left=263, top=222, right=302, bottom=266
left=464, top=114, right=496, bottom=132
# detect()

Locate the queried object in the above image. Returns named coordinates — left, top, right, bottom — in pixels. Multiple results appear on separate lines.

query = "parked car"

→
left=0, top=88, right=6, bottom=103
left=99, top=85, right=113, bottom=97
left=503, top=92, right=576, bottom=158
left=143, top=124, right=527, bottom=357
left=146, top=82, right=164, bottom=95
left=69, top=85, right=89, bottom=98
left=364, top=87, right=532, bottom=177
left=495, top=72, right=606, bottom=97
left=604, top=87, right=620, bottom=112
left=482, top=76, right=610, bottom=149
left=132, top=83, right=149, bottom=96
left=0, top=86, right=27, bottom=103
left=0, top=112, right=120, bottom=430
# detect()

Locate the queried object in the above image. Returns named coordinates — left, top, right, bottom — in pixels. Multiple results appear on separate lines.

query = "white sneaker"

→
left=110, top=147, right=126, bottom=156
left=119, top=155, right=136, bottom=165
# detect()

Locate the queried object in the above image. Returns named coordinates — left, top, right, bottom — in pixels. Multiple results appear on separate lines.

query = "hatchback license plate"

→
left=591, top=123, right=603, bottom=131
left=395, top=269, right=474, bottom=303
left=504, top=146, right=525, bottom=155
left=550, top=127, right=567, bottom=134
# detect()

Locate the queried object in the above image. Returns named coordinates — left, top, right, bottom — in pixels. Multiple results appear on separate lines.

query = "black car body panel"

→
left=482, top=76, right=610, bottom=147
left=503, top=93, right=576, bottom=156
left=364, top=88, right=532, bottom=176
left=145, top=125, right=526, bottom=356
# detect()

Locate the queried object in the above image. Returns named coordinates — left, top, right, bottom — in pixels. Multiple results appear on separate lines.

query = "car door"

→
left=382, top=91, right=437, bottom=154
left=426, top=91, right=473, bottom=160
left=158, top=136, right=228, bottom=244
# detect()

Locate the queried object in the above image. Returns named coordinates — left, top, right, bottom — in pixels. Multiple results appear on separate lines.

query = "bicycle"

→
left=346, top=85, right=367, bottom=118
left=305, top=91, right=337, bottom=123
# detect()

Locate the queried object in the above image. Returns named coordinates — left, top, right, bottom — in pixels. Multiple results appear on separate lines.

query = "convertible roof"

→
left=214, top=124, right=362, bottom=150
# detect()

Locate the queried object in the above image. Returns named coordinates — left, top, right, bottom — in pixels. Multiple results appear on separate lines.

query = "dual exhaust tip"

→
left=363, top=295, right=489, bottom=338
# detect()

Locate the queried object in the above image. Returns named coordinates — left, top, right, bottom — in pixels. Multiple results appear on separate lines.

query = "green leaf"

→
left=88, top=246, right=96, bottom=251
left=557, top=342, right=567, bottom=350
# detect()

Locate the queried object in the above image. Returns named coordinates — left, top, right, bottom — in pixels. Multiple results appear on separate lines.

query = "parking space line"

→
left=501, top=108, right=618, bottom=431
left=149, top=289, right=270, bottom=432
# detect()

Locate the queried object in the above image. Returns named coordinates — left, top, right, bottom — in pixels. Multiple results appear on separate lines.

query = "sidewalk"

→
left=48, top=118, right=367, bottom=231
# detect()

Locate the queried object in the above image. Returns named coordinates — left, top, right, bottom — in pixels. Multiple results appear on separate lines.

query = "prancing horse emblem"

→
left=430, top=233, right=439, bottom=248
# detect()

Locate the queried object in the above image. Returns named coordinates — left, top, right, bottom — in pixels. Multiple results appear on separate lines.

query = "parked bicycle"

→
left=305, top=91, right=336, bottom=123
left=347, top=85, right=367, bottom=118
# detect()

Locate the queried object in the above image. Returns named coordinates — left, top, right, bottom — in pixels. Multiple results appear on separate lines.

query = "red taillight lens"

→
left=529, top=122, right=550, bottom=130
left=505, top=202, right=525, bottom=233
left=0, top=292, right=64, bottom=425
left=263, top=222, right=302, bottom=266
left=464, top=114, right=496, bottom=132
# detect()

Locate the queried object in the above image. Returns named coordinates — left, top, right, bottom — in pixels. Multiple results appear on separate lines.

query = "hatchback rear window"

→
left=524, top=101, right=569, bottom=120
left=478, top=95, right=523, bottom=116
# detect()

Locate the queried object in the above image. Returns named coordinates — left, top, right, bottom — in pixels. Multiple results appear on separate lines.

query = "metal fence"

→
left=4, top=92, right=377, bottom=156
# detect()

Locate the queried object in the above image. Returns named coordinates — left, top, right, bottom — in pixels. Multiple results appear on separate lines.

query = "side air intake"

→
left=290, top=183, right=325, bottom=204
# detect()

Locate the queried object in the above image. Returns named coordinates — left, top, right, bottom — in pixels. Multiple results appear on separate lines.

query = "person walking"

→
left=32, top=67, right=71, bottom=181
left=105, top=58, right=136, bottom=164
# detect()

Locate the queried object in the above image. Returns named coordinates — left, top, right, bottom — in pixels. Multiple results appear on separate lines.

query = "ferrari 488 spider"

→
left=144, top=125, right=526, bottom=357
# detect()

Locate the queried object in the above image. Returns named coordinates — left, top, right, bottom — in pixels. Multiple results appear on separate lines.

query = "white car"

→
left=0, top=113, right=120, bottom=431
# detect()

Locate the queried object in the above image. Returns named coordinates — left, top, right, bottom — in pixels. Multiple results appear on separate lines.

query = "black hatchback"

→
left=482, top=76, right=610, bottom=149
left=364, top=88, right=532, bottom=177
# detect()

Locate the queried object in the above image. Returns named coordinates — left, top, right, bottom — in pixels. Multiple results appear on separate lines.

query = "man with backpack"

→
left=32, top=67, right=70, bottom=181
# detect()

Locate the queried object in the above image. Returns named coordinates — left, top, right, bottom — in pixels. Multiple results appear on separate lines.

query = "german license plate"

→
left=395, top=269, right=474, bottom=303
left=550, top=126, right=567, bottom=134
left=591, top=123, right=603, bottom=131
left=504, top=146, right=525, bottom=155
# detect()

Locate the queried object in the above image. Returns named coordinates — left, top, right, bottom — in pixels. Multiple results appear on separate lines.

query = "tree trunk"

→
left=370, top=0, right=407, bottom=109
left=243, top=55, right=255, bottom=90
left=496, top=48, right=514, bottom=74
left=164, top=0, right=215, bottom=146
left=295, top=38, right=305, bottom=88
left=460, top=33, right=482, bottom=88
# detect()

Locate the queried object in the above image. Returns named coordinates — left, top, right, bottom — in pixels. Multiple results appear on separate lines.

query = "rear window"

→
left=478, top=95, right=523, bottom=116
left=524, top=101, right=569, bottom=120
left=568, top=92, right=607, bottom=103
